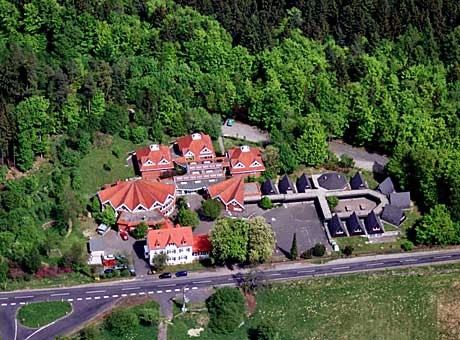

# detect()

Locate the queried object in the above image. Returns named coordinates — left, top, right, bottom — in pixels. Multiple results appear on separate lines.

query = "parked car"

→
left=129, top=268, right=136, bottom=277
left=115, top=255, right=126, bottom=261
left=113, top=264, right=127, bottom=270
left=226, top=119, right=234, bottom=126
left=159, top=272, right=172, bottom=279
left=120, top=231, right=129, bottom=241
left=104, top=268, right=113, bottom=274
left=96, top=223, right=109, bottom=235
left=175, top=271, right=188, bottom=277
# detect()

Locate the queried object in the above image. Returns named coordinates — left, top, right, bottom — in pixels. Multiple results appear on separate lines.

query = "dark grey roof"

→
left=296, top=174, right=312, bottom=193
left=278, top=175, right=295, bottom=194
left=346, top=212, right=365, bottom=235
left=381, top=205, right=405, bottom=226
left=364, top=211, right=384, bottom=234
left=378, top=177, right=395, bottom=196
left=317, top=172, right=348, bottom=190
left=261, top=179, right=278, bottom=195
left=350, top=172, right=367, bottom=190
left=175, top=178, right=225, bottom=191
left=389, top=192, right=411, bottom=209
left=328, top=214, right=346, bottom=237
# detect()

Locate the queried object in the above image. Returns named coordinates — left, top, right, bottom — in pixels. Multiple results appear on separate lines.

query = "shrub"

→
left=132, top=222, right=148, bottom=239
left=259, top=196, right=273, bottom=210
left=130, top=126, right=148, bottom=144
left=343, top=245, right=354, bottom=256
left=105, top=309, right=138, bottom=336
left=339, top=154, right=355, bottom=168
left=401, top=240, right=414, bottom=251
left=312, top=243, right=326, bottom=257
left=300, top=249, right=312, bottom=259
left=138, top=307, right=160, bottom=326
left=120, top=269, right=130, bottom=277
left=290, top=233, right=298, bottom=260
left=206, top=287, right=246, bottom=334
left=201, top=199, right=222, bottom=220
left=100, top=206, right=116, bottom=226
left=177, top=208, right=200, bottom=229
left=151, top=253, right=167, bottom=271
left=327, top=196, right=339, bottom=209
left=248, top=322, right=279, bottom=340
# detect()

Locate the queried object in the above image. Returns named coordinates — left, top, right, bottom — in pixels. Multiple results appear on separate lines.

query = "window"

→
left=179, top=249, right=183, bottom=253
left=186, top=248, right=191, bottom=252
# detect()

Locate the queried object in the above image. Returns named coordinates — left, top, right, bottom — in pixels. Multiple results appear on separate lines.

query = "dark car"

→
left=104, top=268, right=113, bottom=274
left=159, top=272, right=172, bottom=279
left=175, top=271, right=188, bottom=277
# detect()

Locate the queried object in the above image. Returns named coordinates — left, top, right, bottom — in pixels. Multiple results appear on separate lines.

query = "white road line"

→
left=192, top=287, right=198, bottom=290
left=365, top=262, right=384, bottom=267
left=103, top=296, right=109, bottom=299
left=86, top=290, right=106, bottom=294
left=174, top=289, right=181, bottom=292
left=227, top=278, right=234, bottom=281
left=121, top=287, right=140, bottom=291
left=85, top=297, right=92, bottom=300
left=10, top=303, right=16, bottom=306
left=130, top=293, right=137, bottom=296
left=50, top=293, right=69, bottom=296
left=148, top=291, right=154, bottom=294
left=217, top=283, right=233, bottom=287
left=19, top=302, right=26, bottom=305
left=139, top=292, right=146, bottom=295
left=435, top=255, right=452, bottom=259
left=297, top=270, right=315, bottom=273
left=77, top=298, right=83, bottom=301
left=193, top=280, right=211, bottom=284
left=165, top=290, right=172, bottom=293
left=404, top=259, right=418, bottom=262
left=159, top=284, right=176, bottom=287
left=95, top=296, right=101, bottom=300
left=14, top=318, right=17, bottom=340
left=0, top=297, right=8, bottom=300
left=1, top=303, right=7, bottom=306
left=332, top=266, right=350, bottom=270
left=67, top=299, right=74, bottom=302
left=14, top=296, right=34, bottom=299
left=157, top=290, right=163, bottom=294
left=184, top=288, right=190, bottom=291
left=121, top=294, right=128, bottom=297
left=112, top=295, right=119, bottom=298
left=268, top=273, right=281, bottom=276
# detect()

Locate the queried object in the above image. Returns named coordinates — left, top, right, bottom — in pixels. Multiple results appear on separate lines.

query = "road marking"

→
left=14, top=318, right=17, bottom=340
left=85, top=297, right=92, bottom=300
left=193, top=280, right=211, bottom=284
left=24, top=319, right=58, bottom=340
left=77, top=298, right=83, bottom=301
left=86, top=290, right=106, bottom=294
left=435, top=255, right=452, bottom=259
left=365, top=262, right=384, bottom=267
left=14, top=295, right=34, bottom=299
left=165, top=289, right=172, bottom=293
left=332, top=266, right=350, bottom=270
left=1, top=303, right=7, bottom=306
left=404, top=259, right=418, bottom=262
left=159, top=284, right=176, bottom=287
left=148, top=291, right=154, bottom=294
left=217, top=283, right=233, bottom=287
left=95, top=296, right=101, bottom=300
left=227, top=278, right=234, bottom=281
left=267, top=273, right=281, bottom=276
left=104, top=296, right=109, bottom=299
left=297, top=270, right=315, bottom=273
left=174, top=289, right=181, bottom=292
left=157, top=290, right=163, bottom=294
left=112, top=295, right=119, bottom=298
left=184, top=288, right=190, bottom=291
left=10, top=302, right=16, bottom=306
left=130, top=293, right=137, bottom=296
left=50, top=293, right=69, bottom=296
left=122, top=287, right=140, bottom=291
left=139, top=292, right=146, bottom=295
left=121, top=294, right=127, bottom=297
left=0, top=297, right=8, bottom=300
left=67, top=299, right=74, bottom=302
left=192, top=287, right=198, bottom=290
left=19, top=302, right=26, bottom=305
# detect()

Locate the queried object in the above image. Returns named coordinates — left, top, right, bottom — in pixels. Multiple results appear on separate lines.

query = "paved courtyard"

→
left=222, top=121, right=270, bottom=143
left=334, top=197, right=377, bottom=213
left=259, top=202, right=331, bottom=257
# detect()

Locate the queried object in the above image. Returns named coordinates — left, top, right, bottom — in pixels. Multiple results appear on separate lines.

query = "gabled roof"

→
left=378, top=177, right=395, bottom=196
left=350, top=172, right=367, bottom=190
left=135, top=144, right=173, bottom=172
left=389, top=192, right=411, bottom=209
left=346, top=212, right=365, bottom=235
left=296, top=174, right=312, bottom=193
left=381, top=205, right=405, bottom=226
left=227, top=146, right=265, bottom=174
left=98, top=179, right=176, bottom=212
left=147, top=226, right=193, bottom=249
left=364, top=211, right=384, bottom=234
left=176, top=133, right=215, bottom=159
left=207, top=176, right=245, bottom=208
left=317, top=172, right=348, bottom=190
left=328, top=214, right=346, bottom=237
left=261, top=179, right=277, bottom=195
left=192, top=234, right=212, bottom=253
left=278, top=175, right=295, bottom=194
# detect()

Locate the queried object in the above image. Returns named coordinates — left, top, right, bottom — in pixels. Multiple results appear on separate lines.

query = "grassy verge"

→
left=18, top=301, right=72, bottom=328
left=164, top=259, right=213, bottom=273
left=334, top=235, right=404, bottom=255
left=168, top=264, right=460, bottom=340
left=2, top=272, right=94, bottom=291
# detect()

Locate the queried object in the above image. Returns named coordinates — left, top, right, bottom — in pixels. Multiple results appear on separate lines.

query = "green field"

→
left=168, top=264, right=460, bottom=340
left=18, top=301, right=72, bottom=328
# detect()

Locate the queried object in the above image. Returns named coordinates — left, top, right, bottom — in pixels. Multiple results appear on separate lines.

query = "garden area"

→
left=18, top=301, right=72, bottom=328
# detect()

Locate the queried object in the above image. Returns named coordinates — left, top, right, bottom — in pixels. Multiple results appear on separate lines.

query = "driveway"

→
left=222, top=121, right=270, bottom=143
left=260, top=202, right=331, bottom=257
left=329, top=140, right=389, bottom=173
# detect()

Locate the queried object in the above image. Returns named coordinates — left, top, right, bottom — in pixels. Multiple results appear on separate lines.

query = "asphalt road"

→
left=1, top=250, right=460, bottom=339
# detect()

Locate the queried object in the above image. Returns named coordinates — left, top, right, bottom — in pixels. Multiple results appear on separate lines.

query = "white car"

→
left=96, top=223, right=109, bottom=235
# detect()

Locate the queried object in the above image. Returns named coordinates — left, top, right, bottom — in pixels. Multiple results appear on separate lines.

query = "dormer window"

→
left=250, top=160, right=261, bottom=167
left=200, top=147, right=212, bottom=154
left=191, top=133, right=202, bottom=140
left=240, top=145, right=250, bottom=152
left=149, top=144, right=160, bottom=151
left=234, top=162, right=245, bottom=168
left=159, top=158, right=169, bottom=165
left=143, top=160, right=154, bottom=166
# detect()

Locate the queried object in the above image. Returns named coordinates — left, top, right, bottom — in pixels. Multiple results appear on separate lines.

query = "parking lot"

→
left=260, top=202, right=331, bottom=257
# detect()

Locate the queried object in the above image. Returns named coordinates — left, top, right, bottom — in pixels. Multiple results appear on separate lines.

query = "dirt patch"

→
left=244, top=292, right=256, bottom=316
left=187, top=327, right=204, bottom=337
left=438, top=282, right=460, bottom=339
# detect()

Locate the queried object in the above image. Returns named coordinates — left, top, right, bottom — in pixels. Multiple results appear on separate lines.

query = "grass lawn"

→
left=18, top=301, right=72, bottom=328
left=223, top=137, right=262, bottom=150
left=334, top=235, right=404, bottom=255
left=78, top=135, right=147, bottom=197
left=168, top=264, right=460, bottom=340
left=2, top=272, right=94, bottom=291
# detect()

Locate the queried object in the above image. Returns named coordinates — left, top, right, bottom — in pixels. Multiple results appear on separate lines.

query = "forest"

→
left=0, top=0, right=460, bottom=281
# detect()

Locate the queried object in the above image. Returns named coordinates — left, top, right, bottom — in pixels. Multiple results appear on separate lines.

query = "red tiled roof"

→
left=147, top=226, right=193, bottom=249
left=176, top=133, right=215, bottom=159
left=228, top=146, right=265, bottom=174
left=135, top=144, right=173, bottom=172
left=193, top=234, right=211, bottom=253
left=97, top=179, right=175, bottom=212
left=207, top=176, right=245, bottom=208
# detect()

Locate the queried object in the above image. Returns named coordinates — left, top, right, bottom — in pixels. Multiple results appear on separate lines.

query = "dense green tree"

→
left=248, top=216, right=275, bottom=264
left=248, top=321, right=279, bottom=340
left=259, top=196, right=273, bottom=210
left=415, top=205, right=459, bottom=245
left=99, top=206, right=116, bottom=227
left=201, top=199, right=222, bottom=220
left=177, top=208, right=200, bottom=229
left=138, top=307, right=160, bottom=326
left=151, top=253, right=167, bottom=271
left=210, top=218, right=249, bottom=264
left=104, top=309, right=139, bottom=336
left=132, top=222, right=148, bottom=239
left=206, top=287, right=246, bottom=334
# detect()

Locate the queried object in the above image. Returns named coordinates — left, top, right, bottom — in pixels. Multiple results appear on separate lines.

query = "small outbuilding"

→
left=328, top=214, right=346, bottom=237
left=381, top=205, right=405, bottom=226
left=261, top=179, right=278, bottom=195
left=389, top=192, right=411, bottom=209
left=378, top=177, right=395, bottom=196
left=296, top=173, right=312, bottom=193
left=278, top=175, right=295, bottom=194
left=317, top=172, right=348, bottom=190
left=364, top=211, right=384, bottom=234
left=350, top=172, right=368, bottom=190
left=88, top=238, right=105, bottom=265
left=346, top=212, right=365, bottom=236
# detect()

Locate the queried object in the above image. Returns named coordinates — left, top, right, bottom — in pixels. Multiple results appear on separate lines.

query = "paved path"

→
left=329, top=140, right=389, bottom=173
left=2, top=249, right=460, bottom=339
